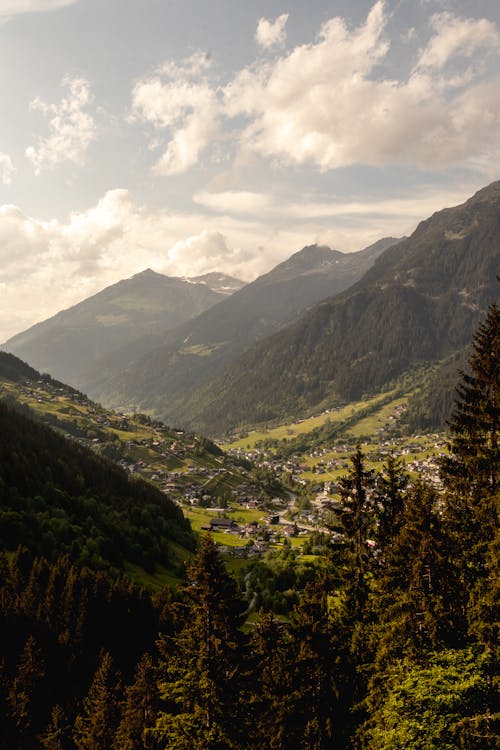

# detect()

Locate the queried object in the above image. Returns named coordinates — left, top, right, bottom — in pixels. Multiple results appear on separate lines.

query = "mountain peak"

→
left=132, top=268, right=165, bottom=279
left=467, top=179, right=500, bottom=205
left=282, top=244, right=342, bottom=268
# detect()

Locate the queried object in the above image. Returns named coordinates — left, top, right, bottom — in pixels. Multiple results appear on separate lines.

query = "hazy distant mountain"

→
left=2, top=269, right=232, bottom=389
left=94, top=237, right=400, bottom=420
left=185, top=181, right=500, bottom=434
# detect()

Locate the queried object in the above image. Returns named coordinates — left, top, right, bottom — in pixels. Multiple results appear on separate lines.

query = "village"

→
left=2, top=372, right=449, bottom=562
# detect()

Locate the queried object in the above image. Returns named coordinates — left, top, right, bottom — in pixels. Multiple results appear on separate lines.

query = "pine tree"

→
left=73, top=650, right=121, bottom=750
left=467, top=527, right=500, bottom=650
left=0, top=658, right=14, bottom=750
left=374, top=481, right=458, bottom=659
left=152, top=537, right=246, bottom=750
left=39, top=705, right=72, bottom=750
left=249, top=612, right=299, bottom=750
left=442, top=302, right=499, bottom=498
left=114, top=653, right=159, bottom=750
left=440, top=301, right=499, bottom=643
left=374, top=452, right=407, bottom=551
left=7, top=634, right=46, bottom=741
left=338, top=445, right=376, bottom=614
left=290, top=576, right=338, bottom=750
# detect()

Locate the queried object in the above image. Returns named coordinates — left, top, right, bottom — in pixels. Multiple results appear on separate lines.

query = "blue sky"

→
left=1, top=0, right=500, bottom=340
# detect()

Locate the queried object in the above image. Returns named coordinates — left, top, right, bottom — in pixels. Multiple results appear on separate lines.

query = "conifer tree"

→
left=7, top=634, right=46, bottom=741
left=442, top=301, right=499, bottom=498
left=152, top=536, right=245, bottom=750
left=114, top=653, right=159, bottom=750
left=0, top=657, right=13, bottom=750
left=338, top=445, right=375, bottom=614
left=374, top=452, right=407, bottom=551
left=467, top=528, right=500, bottom=650
left=39, top=704, right=72, bottom=750
left=374, top=482, right=457, bottom=659
left=290, top=576, right=338, bottom=749
left=249, top=612, right=298, bottom=750
left=73, top=650, right=121, bottom=750
left=440, top=301, right=499, bottom=641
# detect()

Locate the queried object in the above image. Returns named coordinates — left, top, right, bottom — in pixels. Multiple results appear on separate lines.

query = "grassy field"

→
left=222, top=389, right=403, bottom=450
left=347, top=395, right=410, bottom=438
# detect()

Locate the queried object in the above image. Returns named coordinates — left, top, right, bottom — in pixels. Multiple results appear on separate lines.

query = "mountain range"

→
left=2, top=270, right=243, bottom=390
left=89, top=237, right=399, bottom=421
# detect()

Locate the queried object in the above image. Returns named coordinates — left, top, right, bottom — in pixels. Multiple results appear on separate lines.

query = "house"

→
left=209, top=518, right=239, bottom=531
left=243, top=521, right=259, bottom=536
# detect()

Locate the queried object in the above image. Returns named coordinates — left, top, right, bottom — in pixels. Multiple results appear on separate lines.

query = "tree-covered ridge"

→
left=0, top=351, right=41, bottom=383
left=0, top=400, right=194, bottom=573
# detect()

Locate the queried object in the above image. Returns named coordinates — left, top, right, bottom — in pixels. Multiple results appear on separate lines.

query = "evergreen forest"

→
left=0, top=304, right=498, bottom=749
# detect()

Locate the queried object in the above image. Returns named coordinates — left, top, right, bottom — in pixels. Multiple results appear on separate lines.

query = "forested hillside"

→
left=0, top=302, right=497, bottom=749
left=0, top=401, right=195, bottom=573
left=186, top=182, right=499, bottom=435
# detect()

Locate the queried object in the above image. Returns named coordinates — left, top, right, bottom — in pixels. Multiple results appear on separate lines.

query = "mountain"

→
left=2, top=269, right=235, bottom=390
left=93, top=237, right=399, bottom=420
left=185, top=181, right=500, bottom=434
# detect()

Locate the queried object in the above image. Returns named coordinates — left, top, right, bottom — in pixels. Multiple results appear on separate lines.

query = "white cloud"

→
left=0, top=153, right=15, bottom=184
left=255, top=14, right=288, bottom=50
left=417, top=12, right=500, bottom=71
left=128, top=5, right=500, bottom=178
left=194, top=185, right=475, bottom=223
left=0, top=190, right=264, bottom=340
left=223, top=1, right=500, bottom=171
left=0, top=0, right=77, bottom=16
left=167, top=229, right=250, bottom=277
left=194, top=190, right=271, bottom=215
left=131, top=53, right=219, bottom=175
left=25, top=76, right=97, bottom=175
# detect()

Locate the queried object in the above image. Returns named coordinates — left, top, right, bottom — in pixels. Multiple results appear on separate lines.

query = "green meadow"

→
left=222, top=389, right=404, bottom=450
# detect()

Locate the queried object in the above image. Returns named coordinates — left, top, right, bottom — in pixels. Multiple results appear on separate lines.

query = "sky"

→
left=1, top=0, right=500, bottom=341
